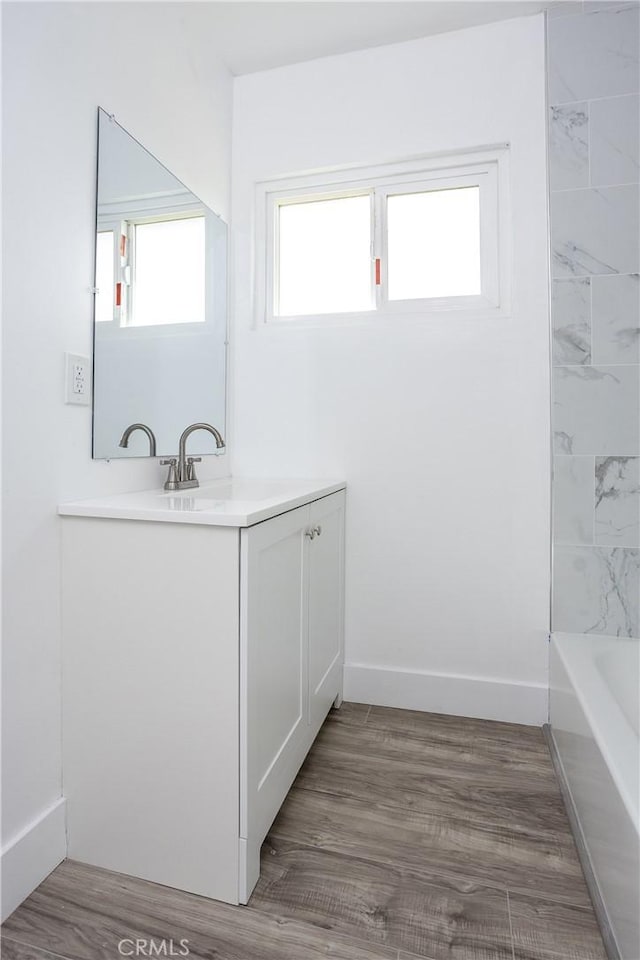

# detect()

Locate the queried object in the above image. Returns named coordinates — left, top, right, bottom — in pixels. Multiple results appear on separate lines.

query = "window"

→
left=386, top=186, right=481, bottom=301
left=277, top=194, right=372, bottom=316
left=257, top=149, right=509, bottom=324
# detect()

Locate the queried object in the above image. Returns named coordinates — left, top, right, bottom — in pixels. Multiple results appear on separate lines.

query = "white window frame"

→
left=254, top=146, right=511, bottom=327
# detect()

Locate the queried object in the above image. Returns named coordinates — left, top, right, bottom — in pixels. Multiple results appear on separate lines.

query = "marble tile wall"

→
left=548, top=2, right=640, bottom=638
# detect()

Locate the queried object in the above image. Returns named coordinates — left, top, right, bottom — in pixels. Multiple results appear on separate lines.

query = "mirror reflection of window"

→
left=129, top=215, right=205, bottom=327
left=95, top=230, right=115, bottom=323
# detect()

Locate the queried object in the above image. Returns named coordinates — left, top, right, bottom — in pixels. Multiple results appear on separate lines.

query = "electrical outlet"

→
left=65, top=353, right=91, bottom=405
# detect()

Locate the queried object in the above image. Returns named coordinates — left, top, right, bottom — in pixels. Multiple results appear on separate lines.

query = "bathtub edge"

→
left=543, top=722, right=621, bottom=960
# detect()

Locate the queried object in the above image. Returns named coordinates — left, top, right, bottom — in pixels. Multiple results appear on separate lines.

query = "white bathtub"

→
left=550, top=633, right=639, bottom=960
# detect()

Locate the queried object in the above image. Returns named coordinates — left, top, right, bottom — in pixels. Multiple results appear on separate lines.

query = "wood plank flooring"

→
left=2, top=703, right=607, bottom=960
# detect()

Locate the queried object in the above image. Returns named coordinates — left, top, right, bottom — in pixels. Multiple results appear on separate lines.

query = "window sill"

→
left=257, top=301, right=511, bottom=331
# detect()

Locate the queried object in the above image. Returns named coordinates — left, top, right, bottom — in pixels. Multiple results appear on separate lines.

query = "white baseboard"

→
left=1, top=797, right=66, bottom=921
left=343, top=663, right=548, bottom=726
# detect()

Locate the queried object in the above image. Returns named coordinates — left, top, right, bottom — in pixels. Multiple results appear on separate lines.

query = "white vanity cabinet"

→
left=60, top=482, right=345, bottom=906
left=241, top=494, right=344, bottom=896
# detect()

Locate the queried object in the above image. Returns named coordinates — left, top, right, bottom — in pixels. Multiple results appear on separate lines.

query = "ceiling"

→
left=193, top=1, right=554, bottom=75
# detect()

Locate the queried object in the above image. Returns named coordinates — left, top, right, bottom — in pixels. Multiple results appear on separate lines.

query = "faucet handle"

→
left=160, top=458, right=179, bottom=491
left=186, top=456, right=202, bottom=482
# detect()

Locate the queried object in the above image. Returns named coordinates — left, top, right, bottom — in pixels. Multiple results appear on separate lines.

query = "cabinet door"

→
left=307, top=491, right=345, bottom=732
left=240, top=504, right=310, bottom=859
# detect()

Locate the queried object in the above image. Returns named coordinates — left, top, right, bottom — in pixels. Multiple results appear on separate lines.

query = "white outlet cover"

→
left=65, top=352, right=91, bottom=405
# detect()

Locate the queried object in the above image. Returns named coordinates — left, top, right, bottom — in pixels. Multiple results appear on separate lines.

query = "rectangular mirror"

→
left=92, top=108, right=227, bottom=459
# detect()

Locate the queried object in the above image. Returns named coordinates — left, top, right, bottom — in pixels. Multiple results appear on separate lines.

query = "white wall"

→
left=231, top=15, right=550, bottom=723
left=1, top=1, right=232, bottom=918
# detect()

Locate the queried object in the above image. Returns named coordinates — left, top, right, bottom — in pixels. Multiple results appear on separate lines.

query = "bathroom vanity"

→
left=64, top=114, right=346, bottom=905
left=59, top=478, right=345, bottom=904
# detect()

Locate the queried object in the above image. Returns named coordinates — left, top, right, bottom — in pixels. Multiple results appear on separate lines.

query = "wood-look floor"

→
left=2, top=703, right=607, bottom=960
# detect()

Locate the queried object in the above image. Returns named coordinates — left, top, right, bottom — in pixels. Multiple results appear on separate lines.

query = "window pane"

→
left=132, top=217, right=205, bottom=326
left=387, top=186, right=481, bottom=301
left=95, top=231, right=114, bottom=323
left=277, top=195, right=372, bottom=316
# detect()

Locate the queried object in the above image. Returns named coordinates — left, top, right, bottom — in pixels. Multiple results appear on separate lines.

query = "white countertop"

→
left=58, top=477, right=346, bottom=528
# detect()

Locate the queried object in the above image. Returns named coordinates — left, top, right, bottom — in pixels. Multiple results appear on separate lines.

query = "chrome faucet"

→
left=161, top=422, right=225, bottom=491
left=118, top=423, right=157, bottom=457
